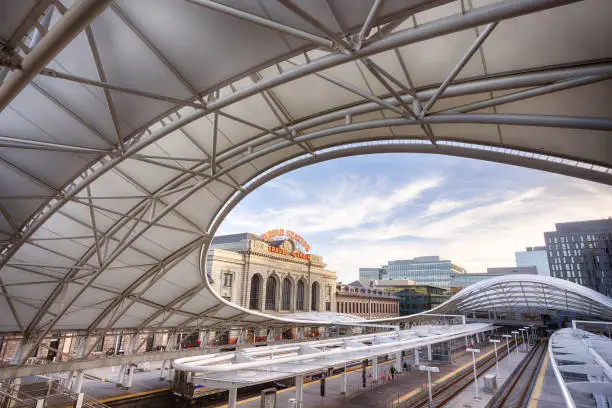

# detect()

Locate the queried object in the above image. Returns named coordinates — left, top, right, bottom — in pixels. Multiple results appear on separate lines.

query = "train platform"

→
left=444, top=345, right=533, bottom=408
left=67, top=361, right=171, bottom=403
left=527, top=350, right=565, bottom=408
left=216, top=341, right=514, bottom=408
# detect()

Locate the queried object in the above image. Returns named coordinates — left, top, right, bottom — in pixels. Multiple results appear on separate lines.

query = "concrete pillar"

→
left=228, top=388, right=237, bottom=408
left=414, top=348, right=420, bottom=366
left=73, top=370, right=84, bottom=393
left=35, top=399, right=44, bottom=408
left=427, top=345, right=432, bottom=361
left=296, top=375, right=304, bottom=408
left=340, top=366, right=347, bottom=394
left=465, top=336, right=469, bottom=348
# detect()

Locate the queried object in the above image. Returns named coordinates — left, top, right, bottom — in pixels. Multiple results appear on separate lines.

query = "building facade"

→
left=358, top=267, right=383, bottom=282
left=207, top=231, right=337, bottom=315
left=450, top=266, right=538, bottom=293
left=363, top=256, right=465, bottom=290
left=544, top=218, right=612, bottom=297
left=515, top=246, right=551, bottom=276
left=335, top=281, right=399, bottom=319
left=395, top=286, right=450, bottom=316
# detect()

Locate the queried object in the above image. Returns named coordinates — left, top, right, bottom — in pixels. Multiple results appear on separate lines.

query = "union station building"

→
left=206, top=230, right=337, bottom=317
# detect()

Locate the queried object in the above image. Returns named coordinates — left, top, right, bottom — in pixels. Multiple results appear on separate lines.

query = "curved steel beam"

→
left=0, top=0, right=113, bottom=112
left=0, top=0, right=593, bottom=272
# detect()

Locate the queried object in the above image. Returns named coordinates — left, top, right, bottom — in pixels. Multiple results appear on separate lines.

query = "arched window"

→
left=249, top=274, right=262, bottom=310
left=311, top=282, right=319, bottom=311
left=281, top=278, right=292, bottom=310
left=265, top=276, right=277, bottom=310
left=296, top=280, right=305, bottom=311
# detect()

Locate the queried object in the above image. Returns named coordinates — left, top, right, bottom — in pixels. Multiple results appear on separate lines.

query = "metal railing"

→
left=0, top=379, right=110, bottom=408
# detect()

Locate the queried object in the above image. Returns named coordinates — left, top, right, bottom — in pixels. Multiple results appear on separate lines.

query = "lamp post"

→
left=523, top=326, right=531, bottom=347
left=419, top=365, right=440, bottom=408
left=489, top=339, right=501, bottom=376
left=511, top=331, right=519, bottom=359
left=501, top=335, right=512, bottom=366
left=466, top=347, right=481, bottom=400
left=519, top=329, right=527, bottom=352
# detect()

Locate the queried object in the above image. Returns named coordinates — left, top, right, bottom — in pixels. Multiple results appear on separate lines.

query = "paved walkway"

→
left=50, top=361, right=172, bottom=402
left=445, top=344, right=531, bottom=408
left=527, top=350, right=566, bottom=408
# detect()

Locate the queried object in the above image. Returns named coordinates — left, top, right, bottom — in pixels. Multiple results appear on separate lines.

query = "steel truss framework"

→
left=0, top=0, right=611, bottom=367
left=422, top=274, right=612, bottom=320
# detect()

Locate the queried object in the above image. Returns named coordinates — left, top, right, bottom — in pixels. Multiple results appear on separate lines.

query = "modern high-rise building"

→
left=450, top=266, right=538, bottom=293
left=515, top=246, right=551, bottom=276
left=363, top=256, right=465, bottom=290
left=544, top=218, right=612, bottom=297
left=358, top=267, right=384, bottom=282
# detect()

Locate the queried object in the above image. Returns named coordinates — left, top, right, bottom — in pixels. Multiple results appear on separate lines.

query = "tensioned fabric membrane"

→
left=0, top=0, right=611, bottom=366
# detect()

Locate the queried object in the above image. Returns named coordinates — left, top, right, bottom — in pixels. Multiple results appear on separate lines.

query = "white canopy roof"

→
left=1, top=0, right=611, bottom=366
left=549, top=328, right=612, bottom=407
left=424, top=274, right=612, bottom=320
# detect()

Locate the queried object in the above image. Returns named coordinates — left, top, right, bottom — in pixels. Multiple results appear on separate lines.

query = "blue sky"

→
left=218, top=154, right=612, bottom=283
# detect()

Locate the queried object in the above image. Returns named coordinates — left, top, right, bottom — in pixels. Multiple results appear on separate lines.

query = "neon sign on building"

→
left=261, top=228, right=311, bottom=260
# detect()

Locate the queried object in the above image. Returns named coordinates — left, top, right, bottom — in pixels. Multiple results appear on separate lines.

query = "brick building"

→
left=335, top=281, right=399, bottom=319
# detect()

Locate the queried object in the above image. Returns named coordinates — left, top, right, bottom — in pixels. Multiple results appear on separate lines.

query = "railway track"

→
left=486, top=343, right=547, bottom=408
left=403, top=342, right=518, bottom=407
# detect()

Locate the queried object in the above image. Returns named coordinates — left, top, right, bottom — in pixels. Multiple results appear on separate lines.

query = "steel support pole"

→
left=0, top=0, right=587, bottom=279
left=395, top=351, right=402, bottom=373
left=493, top=343, right=499, bottom=376
left=73, top=370, right=84, bottom=393
left=341, top=364, right=347, bottom=394
left=228, top=388, right=237, bottom=408
left=0, top=0, right=113, bottom=112
left=296, top=374, right=304, bottom=408
left=471, top=351, right=479, bottom=400
left=372, top=357, right=378, bottom=383
left=422, top=22, right=498, bottom=115
left=427, top=370, right=433, bottom=408
left=8, top=378, right=21, bottom=408
left=187, top=0, right=333, bottom=49
left=124, top=366, right=134, bottom=389
left=75, top=393, right=84, bottom=408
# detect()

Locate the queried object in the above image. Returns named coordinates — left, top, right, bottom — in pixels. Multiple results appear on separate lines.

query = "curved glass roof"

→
left=0, top=0, right=611, bottom=366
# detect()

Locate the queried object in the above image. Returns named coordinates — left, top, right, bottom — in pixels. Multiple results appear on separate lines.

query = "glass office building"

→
left=379, top=256, right=465, bottom=290
left=544, top=218, right=612, bottom=297
left=450, top=266, right=537, bottom=292
left=515, top=246, right=550, bottom=276
left=358, top=267, right=383, bottom=281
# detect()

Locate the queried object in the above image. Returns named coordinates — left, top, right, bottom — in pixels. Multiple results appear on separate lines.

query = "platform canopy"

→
left=420, top=274, right=612, bottom=320
left=549, top=328, right=612, bottom=407
left=1, top=0, right=612, bottom=366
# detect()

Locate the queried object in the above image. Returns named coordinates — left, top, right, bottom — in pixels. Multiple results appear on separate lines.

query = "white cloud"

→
left=219, top=157, right=612, bottom=284
left=423, top=199, right=466, bottom=217
left=219, top=175, right=442, bottom=235
left=326, top=180, right=612, bottom=281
